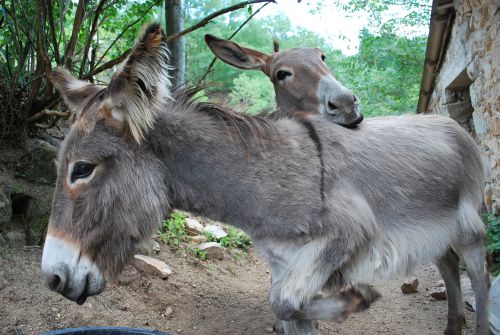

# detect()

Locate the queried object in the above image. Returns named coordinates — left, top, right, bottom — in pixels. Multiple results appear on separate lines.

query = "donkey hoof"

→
left=340, top=283, right=381, bottom=313
left=273, top=319, right=285, bottom=334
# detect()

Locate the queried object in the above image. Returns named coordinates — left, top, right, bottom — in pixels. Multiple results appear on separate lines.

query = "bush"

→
left=230, top=74, right=275, bottom=115
left=484, top=213, right=500, bottom=274
left=159, top=210, right=187, bottom=248
left=204, top=226, right=252, bottom=251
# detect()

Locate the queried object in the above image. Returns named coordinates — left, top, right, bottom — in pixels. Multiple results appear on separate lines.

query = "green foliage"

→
left=220, top=227, right=252, bottom=251
left=159, top=210, right=187, bottom=247
left=230, top=74, right=275, bottom=115
left=484, top=213, right=500, bottom=273
left=0, top=0, right=162, bottom=135
left=205, top=226, right=252, bottom=251
left=186, top=246, right=208, bottom=260
left=333, top=30, right=426, bottom=116
left=342, top=0, right=432, bottom=35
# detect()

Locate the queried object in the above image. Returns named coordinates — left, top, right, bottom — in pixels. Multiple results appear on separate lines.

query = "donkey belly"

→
left=342, top=216, right=459, bottom=283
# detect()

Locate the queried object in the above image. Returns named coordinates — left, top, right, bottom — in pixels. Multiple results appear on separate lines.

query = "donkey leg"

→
left=269, top=261, right=286, bottom=334
left=461, top=239, right=490, bottom=335
left=268, top=257, right=318, bottom=335
left=435, top=248, right=465, bottom=335
left=282, top=320, right=319, bottom=335
left=268, top=236, right=376, bottom=322
left=268, top=237, right=345, bottom=321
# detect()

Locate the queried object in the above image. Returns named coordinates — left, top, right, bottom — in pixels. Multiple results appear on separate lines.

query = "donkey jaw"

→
left=325, top=106, right=364, bottom=128
left=41, top=235, right=106, bottom=304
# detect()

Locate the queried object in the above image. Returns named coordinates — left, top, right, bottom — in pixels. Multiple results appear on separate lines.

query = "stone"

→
left=0, top=186, right=11, bottom=231
left=17, top=139, right=58, bottom=185
left=447, top=101, right=473, bottom=122
left=164, top=306, right=173, bottom=318
left=472, top=111, right=489, bottom=136
left=401, top=277, right=419, bottom=294
left=429, top=287, right=447, bottom=300
left=133, top=254, right=172, bottom=279
left=492, top=118, right=500, bottom=136
left=203, top=225, right=227, bottom=239
left=198, top=242, right=224, bottom=260
left=152, top=241, right=161, bottom=254
left=265, top=326, right=274, bottom=333
left=185, top=218, right=204, bottom=236
left=189, top=235, right=207, bottom=243
left=435, top=280, right=445, bottom=287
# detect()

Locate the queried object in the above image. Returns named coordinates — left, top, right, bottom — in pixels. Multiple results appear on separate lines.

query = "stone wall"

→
left=427, top=0, right=499, bottom=214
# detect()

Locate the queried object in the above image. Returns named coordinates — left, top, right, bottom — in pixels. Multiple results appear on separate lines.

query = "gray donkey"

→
left=205, top=34, right=363, bottom=127
left=41, top=24, right=489, bottom=335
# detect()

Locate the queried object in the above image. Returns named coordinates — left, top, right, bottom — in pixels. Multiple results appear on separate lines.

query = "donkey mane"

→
left=169, top=87, right=277, bottom=145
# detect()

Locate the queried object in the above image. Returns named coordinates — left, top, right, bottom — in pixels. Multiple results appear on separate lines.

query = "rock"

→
left=492, top=118, right=500, bottom=136
left=265, top=326, right=274, bottom=333
left=133, top=254, right=172, bottom=279
left=152, top=241, right=161, bottom=254
left=203, top=225, right=227, bottom=239
left=117, top=275, right=134, bottom=286
left=430, top=287, right=447, bottom=300
left=401, top=277, right=419, bottom=294
left=189, top=235, right=207, bottom=243
left=198, top=242, right=224, bottom=260
left=17, top=139, right=58, bottom=185
left=435, top=280, right=445, bottom=287
left=185, top=218, right=204, bottom=236
left=164, top=306, right=173, bottom=318
left=0, top=186, right=11, bottom=231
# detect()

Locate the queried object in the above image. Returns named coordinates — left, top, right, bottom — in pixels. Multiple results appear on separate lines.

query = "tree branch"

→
left=63, top=0, right=88, bottom=69
left=95, top=0, right=162, bottom=69
left=166, top=0, right=276, bottom=42
left=79, top=0, right=107, bottom=78
left=45, top=0, right=61, bottom=64
left=34, top=116, right=63, bottom=129
left=27, top=109, right=70, bottom=123
left=198, top=2, right=270, bottom=84
left=82, top=48, right=131, bottom=80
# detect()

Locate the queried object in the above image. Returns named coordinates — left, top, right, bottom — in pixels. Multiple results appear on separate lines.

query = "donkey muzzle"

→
left=41, top=235, right=105, bottom=304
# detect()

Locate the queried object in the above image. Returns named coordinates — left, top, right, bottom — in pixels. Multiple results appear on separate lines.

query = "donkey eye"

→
left=71, top=162, right=95, bottom=183
left=276, top=70, right=292, bottom=81
left=321, top=54, right=326, bottom=61
left=137, top=78, right=147, bottom=94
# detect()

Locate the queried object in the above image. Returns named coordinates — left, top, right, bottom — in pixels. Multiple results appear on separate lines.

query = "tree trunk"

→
left=165, top=0, right=185, bottom=88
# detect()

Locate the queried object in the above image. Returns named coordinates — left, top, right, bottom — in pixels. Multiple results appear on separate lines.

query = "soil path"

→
left=0, top=244, right=476, bottom=335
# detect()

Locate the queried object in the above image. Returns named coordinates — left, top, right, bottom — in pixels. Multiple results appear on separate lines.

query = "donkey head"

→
left=205, top=34, right=363, bottom=127
left=41, top=24, right=170, bottom=304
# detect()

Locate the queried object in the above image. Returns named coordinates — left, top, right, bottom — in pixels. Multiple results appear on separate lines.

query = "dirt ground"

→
left=0, top=240, right=477, bottom=335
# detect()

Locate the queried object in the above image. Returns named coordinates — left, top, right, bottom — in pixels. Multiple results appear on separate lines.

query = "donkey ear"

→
left=109, top=23, right=171, bottom=143
left=50, top=67, right=100, bottom=113
left=205, top=34, right=270, bottom=76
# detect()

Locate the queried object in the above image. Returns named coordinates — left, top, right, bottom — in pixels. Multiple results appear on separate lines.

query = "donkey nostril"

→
left=48, top=274, right=62, bottom=292
left=328, top=101, right=338, bottom=111
left=353, top=94, right=359, bottom=103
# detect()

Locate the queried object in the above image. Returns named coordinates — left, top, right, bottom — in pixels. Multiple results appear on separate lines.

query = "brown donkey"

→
left=42, top=25, right=489, bottom=335
left=205, top=34, right=363, bottom=127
